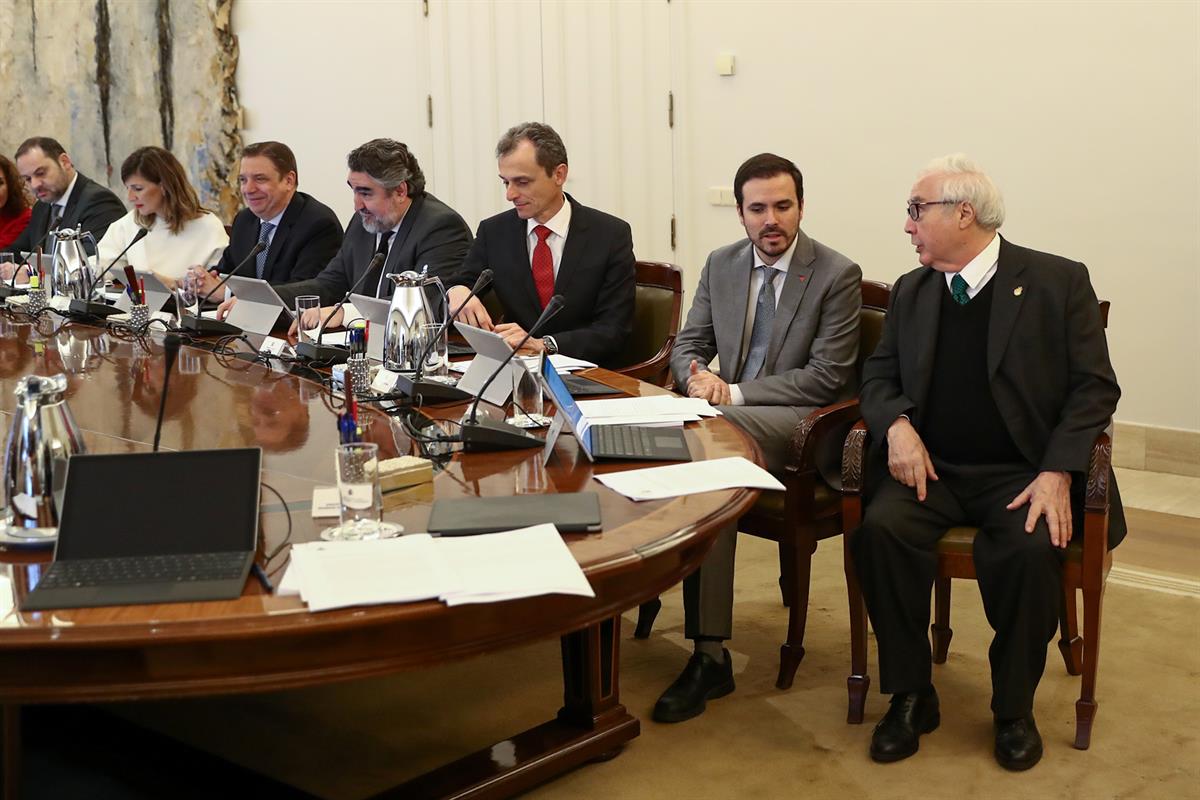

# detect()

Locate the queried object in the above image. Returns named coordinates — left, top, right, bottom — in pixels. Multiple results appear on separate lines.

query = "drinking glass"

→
left=295, top=295, right=321, bottom=344
left=320, top=442, right=402, bottom=541
left=419, top=322, right=449, bottom=377
left=507, top=354, right=549, bottom=428
left=175, top=270, right=201, bottom=323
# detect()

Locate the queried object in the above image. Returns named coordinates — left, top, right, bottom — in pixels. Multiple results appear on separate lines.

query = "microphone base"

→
left=0, top=285, right=27, bottom=299
left=67, top=298, right=122, bottom=319
left=392, top=373, right=472, bottom=404
left=180, top=315, right=243, bottom=336
left=460, top=416, right=544, bottom=452
left=295, top=340, right=349, bottom=365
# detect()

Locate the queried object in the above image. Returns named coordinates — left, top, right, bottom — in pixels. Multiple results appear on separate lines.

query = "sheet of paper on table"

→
left=594, top=456, right=784, bottom=501
left=278, top=523, right=594, bottom=612
left=450, top=354, right=596, bottom=376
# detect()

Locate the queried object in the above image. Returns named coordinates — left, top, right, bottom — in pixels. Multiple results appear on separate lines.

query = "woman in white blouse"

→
left=97, top=146, right=228, bottom=286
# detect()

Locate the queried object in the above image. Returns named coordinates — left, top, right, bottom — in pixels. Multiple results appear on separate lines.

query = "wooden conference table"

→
left=0, top=312, right=761, bottom=799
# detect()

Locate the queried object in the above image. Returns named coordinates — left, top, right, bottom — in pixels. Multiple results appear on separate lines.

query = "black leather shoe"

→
left=869, top=688, right=941, bottom=763
left=994, top=714, right=1043, bottom=771
left=652, top=649, right=735, bottom=723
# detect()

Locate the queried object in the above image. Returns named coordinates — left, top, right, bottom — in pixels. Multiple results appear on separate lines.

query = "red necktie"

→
left=531, top=225, right=555, bottom=309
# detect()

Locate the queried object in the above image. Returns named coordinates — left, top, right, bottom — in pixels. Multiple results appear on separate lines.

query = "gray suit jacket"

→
left=671, top=229, right=861, bottom=470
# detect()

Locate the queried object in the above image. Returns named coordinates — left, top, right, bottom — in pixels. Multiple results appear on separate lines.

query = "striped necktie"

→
left=738, top=265, right=777, bottom=381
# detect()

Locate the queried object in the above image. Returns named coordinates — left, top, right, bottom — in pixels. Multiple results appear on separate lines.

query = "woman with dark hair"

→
left=97, top=146, right=227, bottom=285
left=0, top=155, right=32, bottom=251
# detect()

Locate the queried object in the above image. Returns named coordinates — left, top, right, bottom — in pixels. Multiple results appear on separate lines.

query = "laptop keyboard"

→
left=593, top=424, right=657, bottom=458
left=37, top=552, right=249, bottom=589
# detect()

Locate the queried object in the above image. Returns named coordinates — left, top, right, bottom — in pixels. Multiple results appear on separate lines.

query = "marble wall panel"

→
left=0, top=0, right=242, bottom=221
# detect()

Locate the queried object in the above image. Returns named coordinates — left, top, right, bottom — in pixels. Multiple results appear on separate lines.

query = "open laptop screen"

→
left=540, top=357, right=593, bottom=458
left=54, top=448, right=262, bottom=560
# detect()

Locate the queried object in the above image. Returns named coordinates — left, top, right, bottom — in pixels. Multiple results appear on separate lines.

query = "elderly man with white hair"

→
left=851, top=154, right=1123, bottom=770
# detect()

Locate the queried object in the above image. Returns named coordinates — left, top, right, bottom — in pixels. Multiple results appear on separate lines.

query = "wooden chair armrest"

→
left=1084, top=431, right=1112, bottom=512
left=784, top=398, right=862, bottom=476
left=841, top=420, right=870, bottom=496
left=614, top=335, right=675, bottom=386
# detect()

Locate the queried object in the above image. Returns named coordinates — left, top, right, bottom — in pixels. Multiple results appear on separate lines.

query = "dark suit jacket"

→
left=10, top=171, right=126, bottom=254
left=276, top=193, right=471, bottom=307
left=216, top=191, right=342, bottom=283
left=860, top=236, right=1125, bottom=546
left=452, top=195, right=636, bottom=365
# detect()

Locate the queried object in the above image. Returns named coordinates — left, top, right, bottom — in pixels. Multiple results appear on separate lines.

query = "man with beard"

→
left=218, top=139, right=471, bottom=327
left=1, top=137, right=125, bottom=277
left=652, top=153, right=862, bottom=723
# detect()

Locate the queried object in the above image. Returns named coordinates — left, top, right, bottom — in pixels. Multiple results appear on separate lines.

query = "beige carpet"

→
left=114, top=531, right=1200, bottom=800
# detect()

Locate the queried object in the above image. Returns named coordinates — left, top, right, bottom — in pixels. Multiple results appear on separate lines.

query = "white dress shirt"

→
left=98, top=210, right=229, bottom=280
left=945, top=232, right=1000, bottom=298
left=525, top=197, right=571, bottom=278
left=729, top=235, right=798, bottom=405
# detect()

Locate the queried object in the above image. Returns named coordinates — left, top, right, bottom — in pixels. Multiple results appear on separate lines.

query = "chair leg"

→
left=931, top=576, right=953, bottom=664
left=1058, top=582, right=1083, bottom=675
left=778, top=540, right=796, bottom=607
left=844, top=533, right=870, bottom=724
left=1075, top=576, right=1106, bottom=749
left=633, top=598, right=662, bottom=640
left=776, top=530, right=816, bottom=690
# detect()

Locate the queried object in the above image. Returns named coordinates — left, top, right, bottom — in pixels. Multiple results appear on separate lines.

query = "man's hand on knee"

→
left=886, top=416, right=938, bottom=501
left=1006, top=470, right=1072, bottom=548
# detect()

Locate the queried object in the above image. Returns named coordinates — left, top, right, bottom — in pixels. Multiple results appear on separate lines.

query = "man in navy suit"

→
left=207, top=141, right=342, bottom=286
left=449, top=122, right=636, bottom=366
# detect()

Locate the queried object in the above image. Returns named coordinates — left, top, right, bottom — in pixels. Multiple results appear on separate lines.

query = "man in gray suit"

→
left=653, top=153, right=862, bottom=723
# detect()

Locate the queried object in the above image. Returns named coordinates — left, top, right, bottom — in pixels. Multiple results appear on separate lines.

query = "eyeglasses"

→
left=906, top=200, right=958, bottom=221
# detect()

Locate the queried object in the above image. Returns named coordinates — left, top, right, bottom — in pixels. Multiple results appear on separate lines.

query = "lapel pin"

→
left=1013, top=286, right=1023, bottom=296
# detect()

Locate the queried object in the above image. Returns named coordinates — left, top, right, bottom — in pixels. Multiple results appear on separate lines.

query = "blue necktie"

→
left=739, top=265, right=776, bottom=381
left=255, top=222, right=275, bottom=279
left=950, top=273, right=970, bottom=305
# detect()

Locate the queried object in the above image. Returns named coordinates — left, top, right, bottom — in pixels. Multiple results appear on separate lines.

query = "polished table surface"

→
left=0, top=311, right=761, bottom=797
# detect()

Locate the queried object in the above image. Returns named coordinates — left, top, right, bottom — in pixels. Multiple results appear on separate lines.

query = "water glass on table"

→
left=295, top=295, right=322, bottom=344
left=419, top=322, right=449, bottom=377
left=508, top=354, right=550, bottom=428
left=321, top=442, right=402, bottom=541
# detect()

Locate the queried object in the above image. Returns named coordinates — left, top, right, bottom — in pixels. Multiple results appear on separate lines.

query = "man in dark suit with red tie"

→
left=449, top=122, right=636, bottom=366
left=853, top=154, right=1123, bottom=771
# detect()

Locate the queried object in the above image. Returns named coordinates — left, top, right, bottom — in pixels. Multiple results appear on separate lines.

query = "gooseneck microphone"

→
left=199, top=241, right=267, bottom=306
left=459, top=294, right=565, bottom=452
left=295, top=252, right=386, bottom=365
left=152, top=334, right=182, bottom=452
left=88, top=226, right=149, bottom=295
left=67, top=227, right=151, bottom=318
left=179, top=242, right=268, bottom=336
left=392, top=268, right=494, bottom=404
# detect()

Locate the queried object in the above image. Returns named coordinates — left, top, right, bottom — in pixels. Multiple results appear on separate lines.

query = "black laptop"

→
left=540, top=358, right=692, bottom=462
left=22, top=448, right=262, bottom=611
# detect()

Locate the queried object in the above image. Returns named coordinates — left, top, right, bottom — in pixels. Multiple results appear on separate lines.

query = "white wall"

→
left=233, top=0, right=1199, bottom=432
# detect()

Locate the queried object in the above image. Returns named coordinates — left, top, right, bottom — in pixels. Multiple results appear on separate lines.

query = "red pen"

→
left=139, top=278, right=146, bottom=305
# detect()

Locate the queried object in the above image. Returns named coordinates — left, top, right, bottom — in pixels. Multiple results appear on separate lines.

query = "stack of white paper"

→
left=571, top=395, right=721, bottom=441
left=448, top=354, right=598, bottom=375
left=594, top=456, right=785, bottom=501
left=278, top=524, right=594, bottom=612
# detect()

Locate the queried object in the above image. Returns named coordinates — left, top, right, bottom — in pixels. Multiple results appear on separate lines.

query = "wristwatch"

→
left=542, top=335, right=559, bottom=355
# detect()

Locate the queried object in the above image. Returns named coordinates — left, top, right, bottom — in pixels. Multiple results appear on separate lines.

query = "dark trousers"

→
left=851, top=461, right=1062, bottom=718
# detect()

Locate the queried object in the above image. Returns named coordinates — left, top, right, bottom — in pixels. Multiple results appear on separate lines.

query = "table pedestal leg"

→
left=2, top=705, right=19, bottom=800
left=376, top=616, right=640, bottom=800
